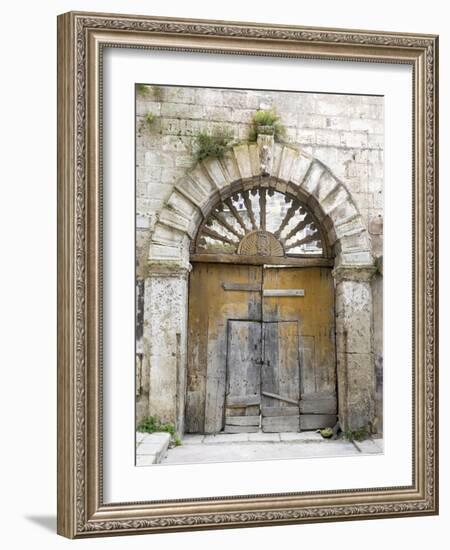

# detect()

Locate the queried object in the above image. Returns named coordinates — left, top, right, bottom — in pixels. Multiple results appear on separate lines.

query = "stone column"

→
left=333, top=266, right=377, bottom=432
left=142, top=264, right=190, bottom=434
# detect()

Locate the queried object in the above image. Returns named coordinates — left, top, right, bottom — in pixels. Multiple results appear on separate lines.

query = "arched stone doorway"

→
left=186, top=185, right=336, bottom=434
left=142, top=137, right=377, bottom=434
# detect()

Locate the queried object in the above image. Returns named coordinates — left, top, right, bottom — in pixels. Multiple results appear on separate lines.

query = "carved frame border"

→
left=57, top=11, right=438, bottom=538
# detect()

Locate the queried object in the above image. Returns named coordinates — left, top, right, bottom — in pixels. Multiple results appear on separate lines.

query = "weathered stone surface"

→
left=248, top=143, right=262, bottom=177
left=313, top=171, right=339, bottom=203
left=334, top=272, right=376, bottom=431
left=220, top=149, right=241, bottom=183
left=277, top=146, right=297, bottom=182
left=201, top=157, right=229, bottom=190
left=143, top=274, right=188, bottom=429
left=352, top=438, right=383, bottom=454
left=158, top=207, right=192, bottom=235
left=233, top=144, right=253, bottom=180
left=300, top=161, right=324, bottom=195
left=189, top=164, right=216, bottom=196
left=136, top=432, right=171, bottom=466
left=175, top=176, right=208, bottom=207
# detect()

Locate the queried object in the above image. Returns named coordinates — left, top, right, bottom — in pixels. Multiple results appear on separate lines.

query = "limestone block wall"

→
left=135, top=85, right=384, bottom=432
left=136, top=86, right=384, bottom=272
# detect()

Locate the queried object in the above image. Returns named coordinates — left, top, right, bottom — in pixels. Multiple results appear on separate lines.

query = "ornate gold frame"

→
left=57, top=11, right=439, bottom=538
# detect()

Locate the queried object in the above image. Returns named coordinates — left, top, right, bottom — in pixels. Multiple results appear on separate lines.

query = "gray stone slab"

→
left=352, top=438, right=383, bottom=454
left=136, top=432, right=171, bottom=464
left=181, top=434, right=205, bottom=445
left=136, top=455, right=157, bottom=466
left=161, top=439, right=360, bottom=465
left=141, top=432, right=171, bottom=444
left=139, top=443, right=164, bottom=455
left=204, top=433, right=250, bottom=444
left=248, top=433, right=280, bottom=442
left=280, top=431, right=323, bottom=442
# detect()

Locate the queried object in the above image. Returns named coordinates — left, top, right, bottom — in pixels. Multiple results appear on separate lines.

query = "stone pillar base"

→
left=333, top=265, right=377, bottom=432
left=142, top=263, right=190, bottom=434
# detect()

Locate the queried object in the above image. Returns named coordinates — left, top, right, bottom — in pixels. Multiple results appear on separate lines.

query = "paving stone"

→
left=139, top=443, right=164, bottom=455
left=161, top=439, right=363, bottom=465
left=141, top=432, right=171, bottom=444
left=181, top=434, right=205, bottom=445
left=352, top=438, right=383, bottom=454
left=136, top=432, right=171, bottom=464
left=203, top=433, right=250, bottom=444
left=248, top=433, right=280, bottom=442
left=280, top=431, right=323, bottom=442
left=136, top=455, right=157, bottom=466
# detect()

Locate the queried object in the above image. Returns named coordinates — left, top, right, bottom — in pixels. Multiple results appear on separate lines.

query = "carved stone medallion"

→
left=238, top=230, right=284, bottom=256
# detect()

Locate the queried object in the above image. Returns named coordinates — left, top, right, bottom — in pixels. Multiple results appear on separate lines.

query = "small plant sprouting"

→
left=319, top=427, right=333, bottom=439
left=343, top=426, right=370, bottom=442
left=136, top=83, right=149, bottom=95
left=145, top=112, right=155, bottom=126
left=137, top=112, right=157, bottom=136
left=137, top=415, right=181, bottom=446
left=248, top=108, right=286, bottom=142
left=194, top=127, right=235, bottom=162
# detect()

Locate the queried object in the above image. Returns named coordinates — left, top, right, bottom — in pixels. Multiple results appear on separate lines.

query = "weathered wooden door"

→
left=186, top=263, right=337, bottom=434
left=261, top=321, right=300, bottom=432
left=224, top=321, right=262, bottom=433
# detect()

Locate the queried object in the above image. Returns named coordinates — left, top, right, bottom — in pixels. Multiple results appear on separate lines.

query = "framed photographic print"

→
left=57, top=11, right=439, bottom=538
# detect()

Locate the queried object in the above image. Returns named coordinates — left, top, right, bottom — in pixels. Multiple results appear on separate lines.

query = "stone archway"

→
left=143, top=138, right=376, bottom=433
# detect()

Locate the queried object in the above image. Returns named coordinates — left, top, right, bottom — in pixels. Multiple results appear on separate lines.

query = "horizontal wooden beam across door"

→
left=262, top=391, right=300, bottom=406
left=222, top=283, right=261, bottom=291
left=191, top=253, right=334, bottom=267
left=263, top=289, right=305, bottom=297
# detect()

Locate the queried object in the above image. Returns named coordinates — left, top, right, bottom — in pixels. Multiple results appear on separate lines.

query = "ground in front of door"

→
left=136, top=431, right=383, bottom=466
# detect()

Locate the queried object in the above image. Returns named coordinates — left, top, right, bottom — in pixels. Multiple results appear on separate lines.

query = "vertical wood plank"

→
left=225, top=320, right=261, bottom=429
left=262, top=321, right=300, bottom=422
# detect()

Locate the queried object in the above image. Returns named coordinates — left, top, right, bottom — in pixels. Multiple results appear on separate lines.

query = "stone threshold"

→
left=136, top=432, right=171, bottom=466
left=183, top=431, right=327, bottom=444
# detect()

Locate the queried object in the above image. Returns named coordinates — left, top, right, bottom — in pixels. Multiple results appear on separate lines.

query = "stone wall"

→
left=136, top=86, right=384, bottom=271
left=135, top=85, right=384, bottom=433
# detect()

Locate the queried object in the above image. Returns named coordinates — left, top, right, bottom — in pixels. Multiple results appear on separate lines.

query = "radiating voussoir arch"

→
left=148, top=143, right=373, bottom=268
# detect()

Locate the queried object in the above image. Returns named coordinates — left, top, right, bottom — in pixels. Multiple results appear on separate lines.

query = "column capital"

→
left=145, top=261, right=192, bottom=279
left=332, top=265, right=377, bottom=283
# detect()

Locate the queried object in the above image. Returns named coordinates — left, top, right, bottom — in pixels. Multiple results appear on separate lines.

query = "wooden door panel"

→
left=261, top=321, right=300, bottom=432
left=225, top=320, right=261, bottom=432
left=262, top=416, right=300, bottom=432
left=186, top=263, right=262, bottom=434
left=262, top=321, right=300, bottom=407
left=263, top=266, right=336, bottom=409
left=227, top=320, right=261, bottom=398
left=299, top=335, right=316, bottom=397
